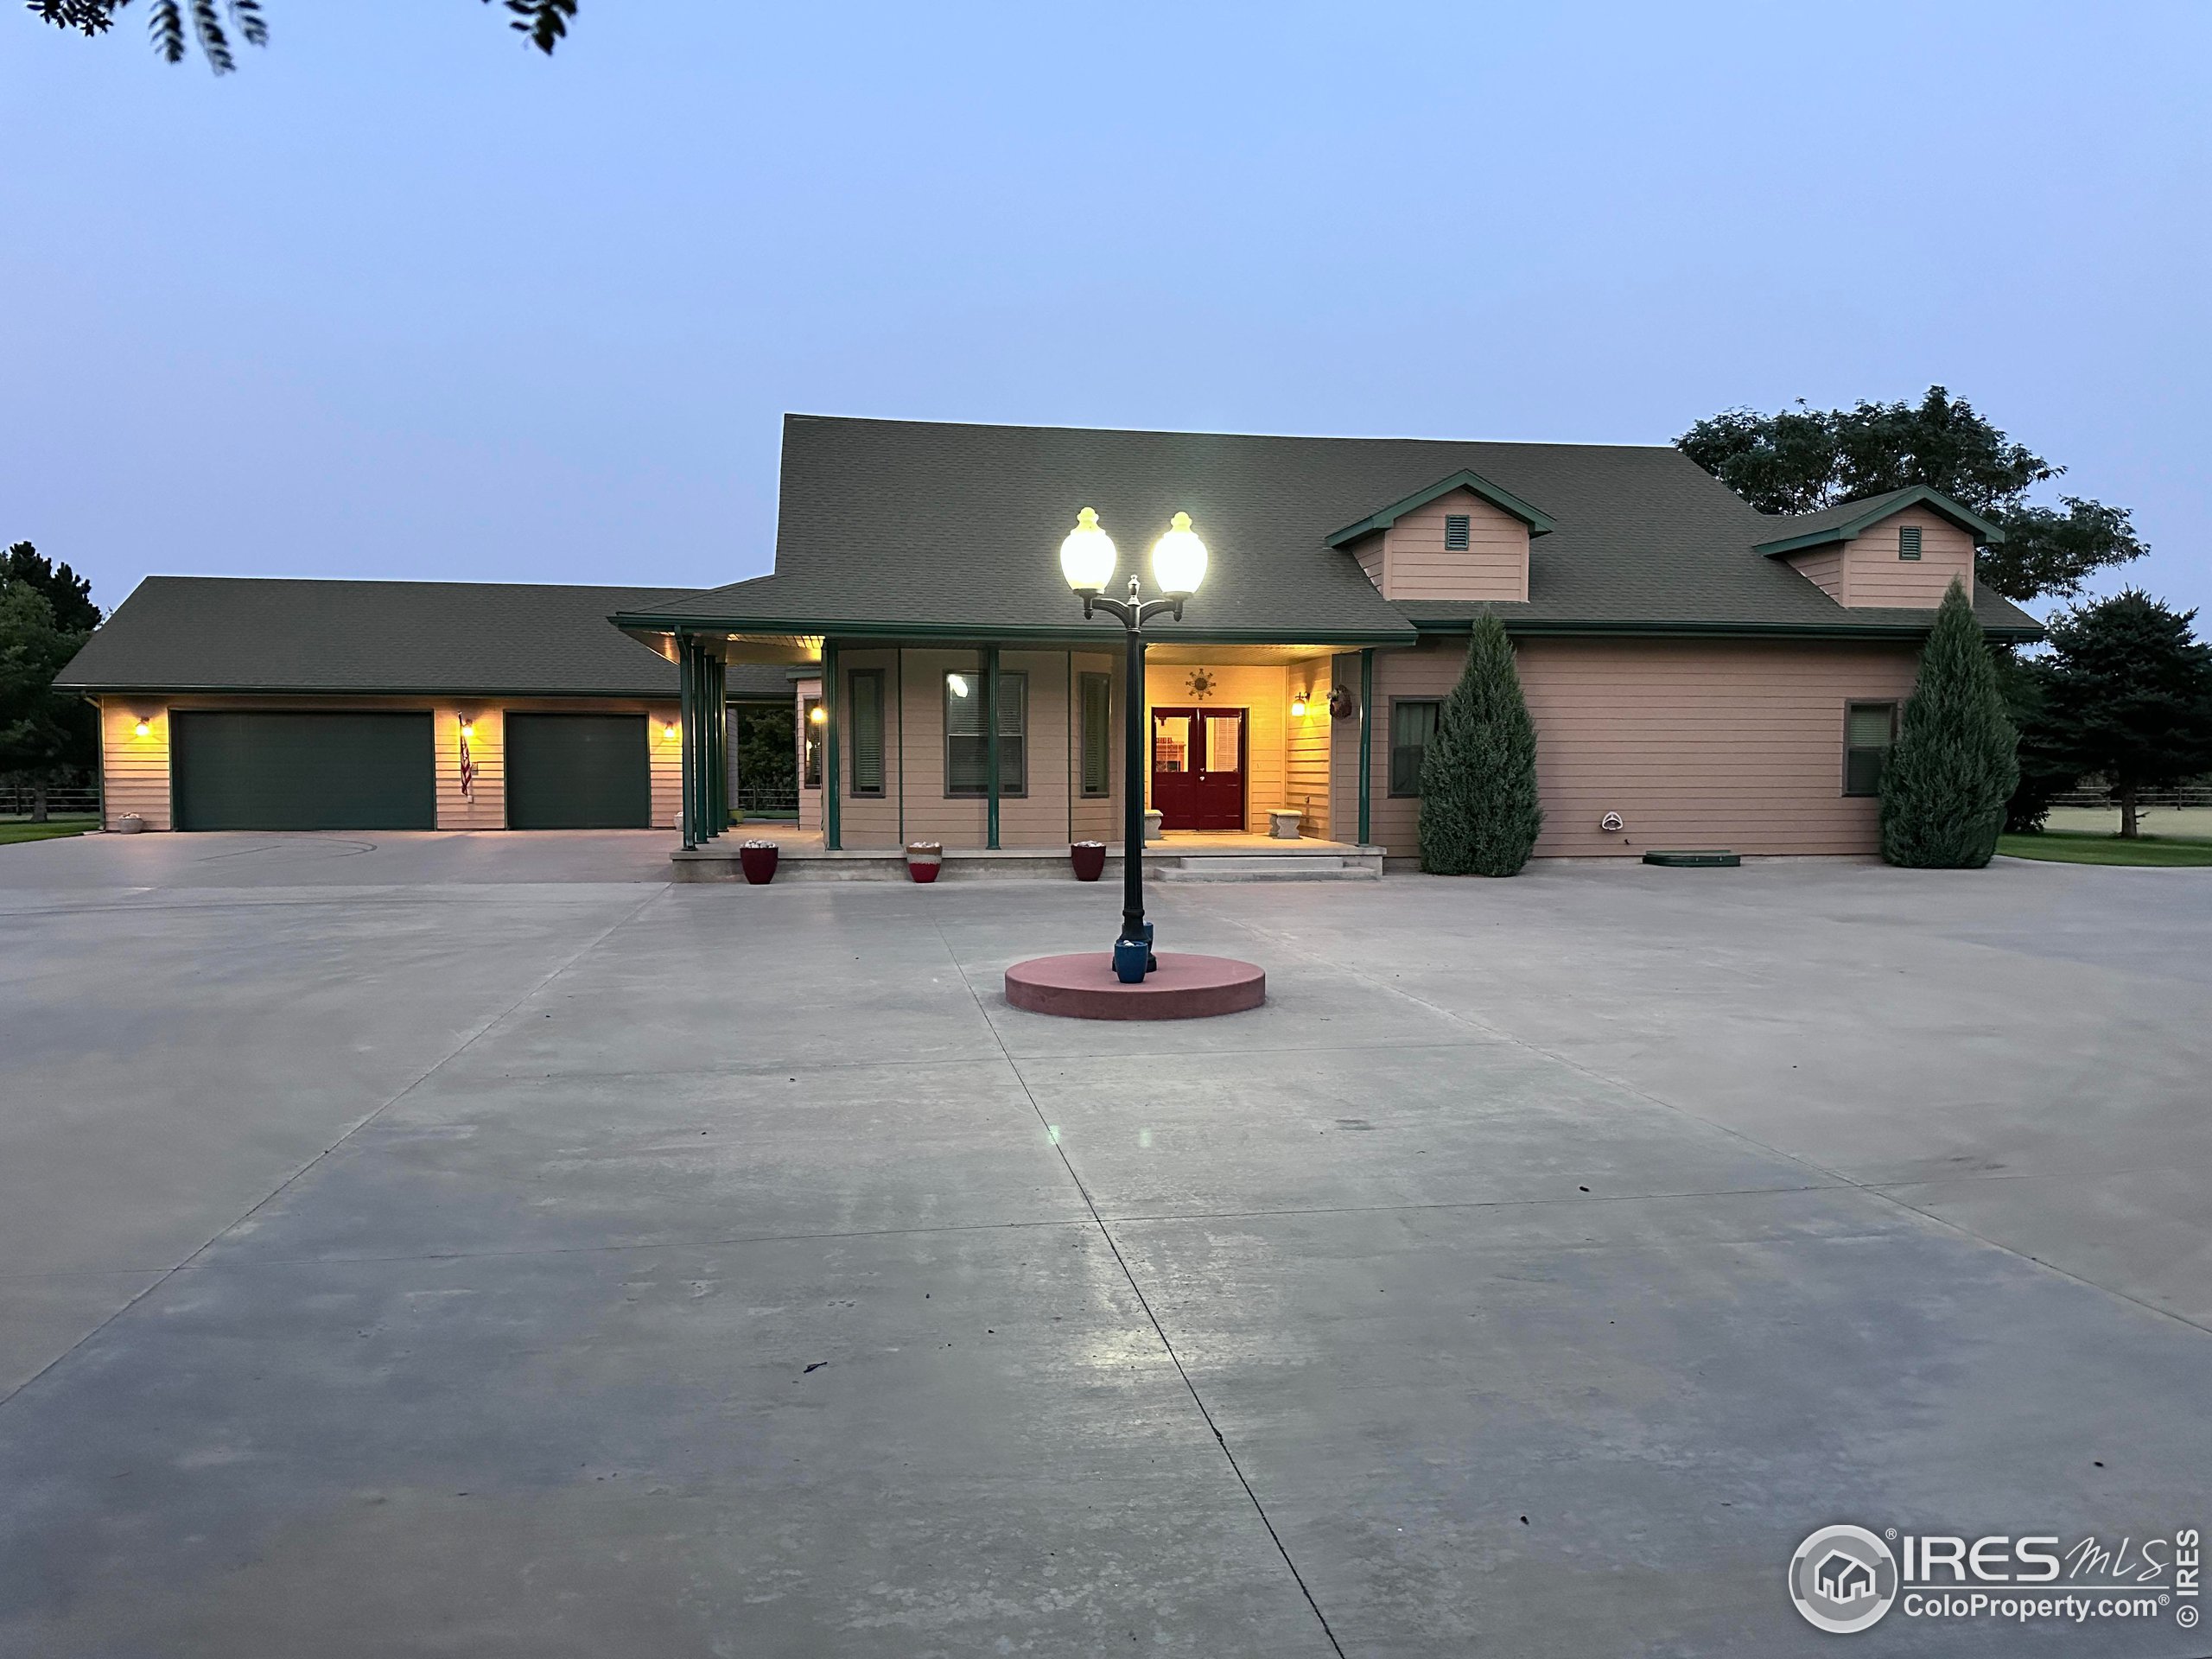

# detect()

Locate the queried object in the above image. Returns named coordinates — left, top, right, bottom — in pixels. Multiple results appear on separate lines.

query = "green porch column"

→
left=983, top=645, right=1001, bottom=850
left=677, top=635, right=697, bottom=849
left=1357, top=647, right=1374, bottom=847
left=706, top=656, right=725, bottom=837
left=822, top=639, right=841, bottom=851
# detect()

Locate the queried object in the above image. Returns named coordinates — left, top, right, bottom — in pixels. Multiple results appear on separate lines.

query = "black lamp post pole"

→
left=1080, top=574, right=1185, bottom=976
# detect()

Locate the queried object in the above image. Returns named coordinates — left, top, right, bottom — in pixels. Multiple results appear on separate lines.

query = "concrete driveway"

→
left=3, top=833, right=2209, bottom=1656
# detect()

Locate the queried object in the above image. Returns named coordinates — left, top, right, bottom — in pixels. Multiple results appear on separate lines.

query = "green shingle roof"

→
left=1751, top=486, right=2007, bottom=558
left=619, top=416, right=2043, bottom=644
left=56, top=577, right=794, bottom=700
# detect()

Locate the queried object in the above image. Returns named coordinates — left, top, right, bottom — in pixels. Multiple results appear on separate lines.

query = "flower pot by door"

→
left=905, top=842, right=943, bottom=884
left=738, top=841, right=779, bottom=884
left=1070, top=841, right=1107, bottom=881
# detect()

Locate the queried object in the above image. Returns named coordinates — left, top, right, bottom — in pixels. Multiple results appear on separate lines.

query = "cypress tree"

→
left=1878, top=579, right=2019, bottom=868
left=1419, top=612, right=1542, bottom=875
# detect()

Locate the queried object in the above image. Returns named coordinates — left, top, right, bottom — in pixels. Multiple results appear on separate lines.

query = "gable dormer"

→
left=1756, top=486, right=2001, bottom=608
left=1328, top=469, right=1554, bottom=603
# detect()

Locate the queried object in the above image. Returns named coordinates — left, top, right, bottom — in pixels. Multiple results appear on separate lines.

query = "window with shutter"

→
left=1843, top=701, right=1897, bottom=796
left=1898, top=525, right=1923, bottom=561
left=945, top=671, right=1027, bottom=798
left=848, top=670, right=885, bottom=797
left=1389, top=699, right=1442, bottom=796
left=1079, top=673, right=1111, bottom=798
left=1444, top=514, right=1471, bottom=550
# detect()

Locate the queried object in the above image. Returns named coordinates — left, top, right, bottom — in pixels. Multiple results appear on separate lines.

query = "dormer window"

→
left=1444, top=514, right=1471, bottom=550
left=1898, top=525, right=1923, bottom=561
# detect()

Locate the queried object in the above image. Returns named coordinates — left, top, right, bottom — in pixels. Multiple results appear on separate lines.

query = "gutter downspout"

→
left=1357, top=647, right=1374, bottom=847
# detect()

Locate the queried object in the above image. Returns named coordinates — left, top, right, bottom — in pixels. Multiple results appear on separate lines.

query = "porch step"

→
left=1156, top=852, right=1380, bottom=880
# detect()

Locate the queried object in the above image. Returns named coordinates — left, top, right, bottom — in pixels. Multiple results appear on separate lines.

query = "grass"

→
left=0, top=816, right=95, bottom=846
left=1999, top=830, right=2212, bottom=867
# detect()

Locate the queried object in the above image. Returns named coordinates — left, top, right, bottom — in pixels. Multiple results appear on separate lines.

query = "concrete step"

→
left=1158, top=853, right=1381, bottom=880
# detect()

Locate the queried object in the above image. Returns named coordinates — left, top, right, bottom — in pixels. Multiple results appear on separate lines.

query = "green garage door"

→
left=173, top=711, right=435, bottom=830
left=505, top=712, right=651, bottom=830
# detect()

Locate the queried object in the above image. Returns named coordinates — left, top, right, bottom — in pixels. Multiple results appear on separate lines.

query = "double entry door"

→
left=1151, top=705, right=1248, bottom=831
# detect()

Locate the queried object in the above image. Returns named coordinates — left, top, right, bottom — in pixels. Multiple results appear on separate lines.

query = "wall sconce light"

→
left=662, top=721, right=678, bottom=741
left=1289, top=693, right=1309, bottom=720
left=133, top=716, right=152, bottom=737
left=458, top=719, right=476, bottom=740
left=809, top=704, right=829, bottom=725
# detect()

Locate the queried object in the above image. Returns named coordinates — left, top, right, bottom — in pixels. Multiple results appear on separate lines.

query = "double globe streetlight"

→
left=1058, top=506, right=1209, bottom=982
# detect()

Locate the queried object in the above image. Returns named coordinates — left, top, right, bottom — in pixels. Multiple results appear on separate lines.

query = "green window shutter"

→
left=849, top=670, right=885, bottom=797
left=1389, top=699, right=1440, bottom=795
left=1080, top=673, right=1111, bottom=797
left=1844, top=701, right=1896, bottom=796
left=1444, top=514, right=1471, bottom=550
left=996, top=672, right=1027, bottom=797
left=1898, top=525, right=1923, bottom=561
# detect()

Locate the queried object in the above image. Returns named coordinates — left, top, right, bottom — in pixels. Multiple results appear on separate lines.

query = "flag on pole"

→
left=459, top=719, right=477, bottom=801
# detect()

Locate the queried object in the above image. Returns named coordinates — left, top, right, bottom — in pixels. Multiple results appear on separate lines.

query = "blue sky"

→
left=3, top=2, right=2206, bottom=624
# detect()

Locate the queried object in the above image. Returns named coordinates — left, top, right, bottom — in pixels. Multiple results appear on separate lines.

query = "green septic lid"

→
left=1642, top=849, right=1741, bottom=868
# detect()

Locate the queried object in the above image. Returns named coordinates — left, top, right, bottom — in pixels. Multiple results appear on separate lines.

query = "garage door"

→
left=505, top=712, right=651, bottom=830
left=172, top=711, right=435, bottom=831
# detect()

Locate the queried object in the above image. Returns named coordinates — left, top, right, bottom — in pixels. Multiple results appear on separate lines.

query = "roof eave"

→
left=610, top=612, right=1417, bottom=647
left=1755, top=486, right=2008, bottom=556
left=1404, top=615, right=2044, bottom=644
left=1325, top=468, right=1558, bottom=548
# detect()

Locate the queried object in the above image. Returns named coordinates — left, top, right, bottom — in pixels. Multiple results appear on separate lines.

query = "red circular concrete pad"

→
left=1004, top=952, right=1266, bottom=1020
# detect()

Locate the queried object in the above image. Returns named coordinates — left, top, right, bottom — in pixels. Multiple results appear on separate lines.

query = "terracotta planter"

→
left=1070, top=840, right=1107, bottom=881
left=738, top=840, right=779, bottom=885
left=905, top=842, right=943, bottom=884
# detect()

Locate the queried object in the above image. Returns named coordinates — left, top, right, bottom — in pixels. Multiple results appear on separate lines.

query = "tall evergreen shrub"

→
left=1879, top=580, right=2019, bottom=868
left=1419, top=613, right=1542, bottom=875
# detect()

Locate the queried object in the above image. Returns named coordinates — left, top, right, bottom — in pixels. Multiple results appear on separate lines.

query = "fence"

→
left=2051, top=778, right=2212, bottom=809
left=0, top=778, right=99, bottom=820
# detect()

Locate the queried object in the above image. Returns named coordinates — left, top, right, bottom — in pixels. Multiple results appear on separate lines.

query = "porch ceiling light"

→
left=1150, top=512, right=1209, bottom=597
left=1058, top=506, right=1117, bottom=594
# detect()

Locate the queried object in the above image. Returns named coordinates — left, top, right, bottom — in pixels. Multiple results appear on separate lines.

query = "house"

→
left=614, top=416, right=2039, bottom=864
left=54, top=579, right=792, bottom=832
left=1815, top=1551, right=1878, bottom=1603
left=59, top=416, right=2040, bottom=860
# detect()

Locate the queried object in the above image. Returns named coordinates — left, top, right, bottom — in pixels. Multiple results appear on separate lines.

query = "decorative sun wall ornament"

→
left=1185, top=669, right=1218, bottom=701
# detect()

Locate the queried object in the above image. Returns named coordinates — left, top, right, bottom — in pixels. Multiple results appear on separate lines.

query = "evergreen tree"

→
left=1878, top=581, right=2019, bottom=868
left=2031, top=590, right=2212, bottom=838
left=1419, top=613, right=1542, bottom=876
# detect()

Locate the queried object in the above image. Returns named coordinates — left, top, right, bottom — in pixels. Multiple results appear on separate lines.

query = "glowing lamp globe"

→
left=1058, top=507, right=1117, bottom=593
left=1151, top=512, right=1208, bottom=596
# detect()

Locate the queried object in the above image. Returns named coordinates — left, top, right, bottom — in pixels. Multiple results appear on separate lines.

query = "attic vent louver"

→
left=1898, top=525, right=1923, bottom=561
left=1444, top=514, right=1471, bottom=550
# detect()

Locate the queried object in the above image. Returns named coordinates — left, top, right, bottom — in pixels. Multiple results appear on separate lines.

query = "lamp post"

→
left=1059, top=506, right=1210, bottom=983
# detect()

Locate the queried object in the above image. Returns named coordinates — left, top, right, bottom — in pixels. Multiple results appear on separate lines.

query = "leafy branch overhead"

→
left=24, top=0, right=577, bottom=72
left=1677, top=386, right=2145, bottom=603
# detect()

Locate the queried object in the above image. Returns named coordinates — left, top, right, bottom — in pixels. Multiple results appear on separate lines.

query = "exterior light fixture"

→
left=1150, top=512, right=1209, bottom=597
left=946, top=673, right=969, bottom=699
left=809, top=704, right=829, bottom=725
left=459, top=719, right=476, bottom=740
left=1059, top=505, right=1118, bottom=597
left=1289, top=693, right=1309, bottom=720
left=662, top=721, right=678, bottom=741
left=133, top=717, right=151, bottom=737
left=1060, top=507, right=1209, bottom=983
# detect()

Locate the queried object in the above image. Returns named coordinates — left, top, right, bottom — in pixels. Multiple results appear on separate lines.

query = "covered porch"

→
left=670, top=821, right=1382, bottom=881
left=661, top=633, right=1392, bottom=861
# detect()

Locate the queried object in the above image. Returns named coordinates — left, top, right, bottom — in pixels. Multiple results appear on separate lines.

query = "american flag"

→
left=458, top=720, right=477, bottom=800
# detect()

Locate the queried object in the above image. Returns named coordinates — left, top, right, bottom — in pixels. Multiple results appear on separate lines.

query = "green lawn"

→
left=1999, top=830, right=2212, bottom=867
left=0, top=817, right=95, bottom=846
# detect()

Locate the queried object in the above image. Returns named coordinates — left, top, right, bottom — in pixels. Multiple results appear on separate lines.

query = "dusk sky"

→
left=4, top=2, right=2206, bottom=625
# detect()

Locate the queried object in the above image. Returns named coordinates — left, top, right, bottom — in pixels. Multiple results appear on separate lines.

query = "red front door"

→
left=1151, top=706, right=1248, bottom=831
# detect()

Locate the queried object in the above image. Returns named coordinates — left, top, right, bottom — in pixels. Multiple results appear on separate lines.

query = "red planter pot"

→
left=1070, top=841, right=1107, bottom=881
left=738, top=841, right=779, bottom=885
left=906, top=842, right=943, bottom=884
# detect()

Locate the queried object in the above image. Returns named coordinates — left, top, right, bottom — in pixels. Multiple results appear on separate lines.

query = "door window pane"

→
left=1204, top=714, right=1241, bottom=772
left=1154, top=713, right=1191, bottom=772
